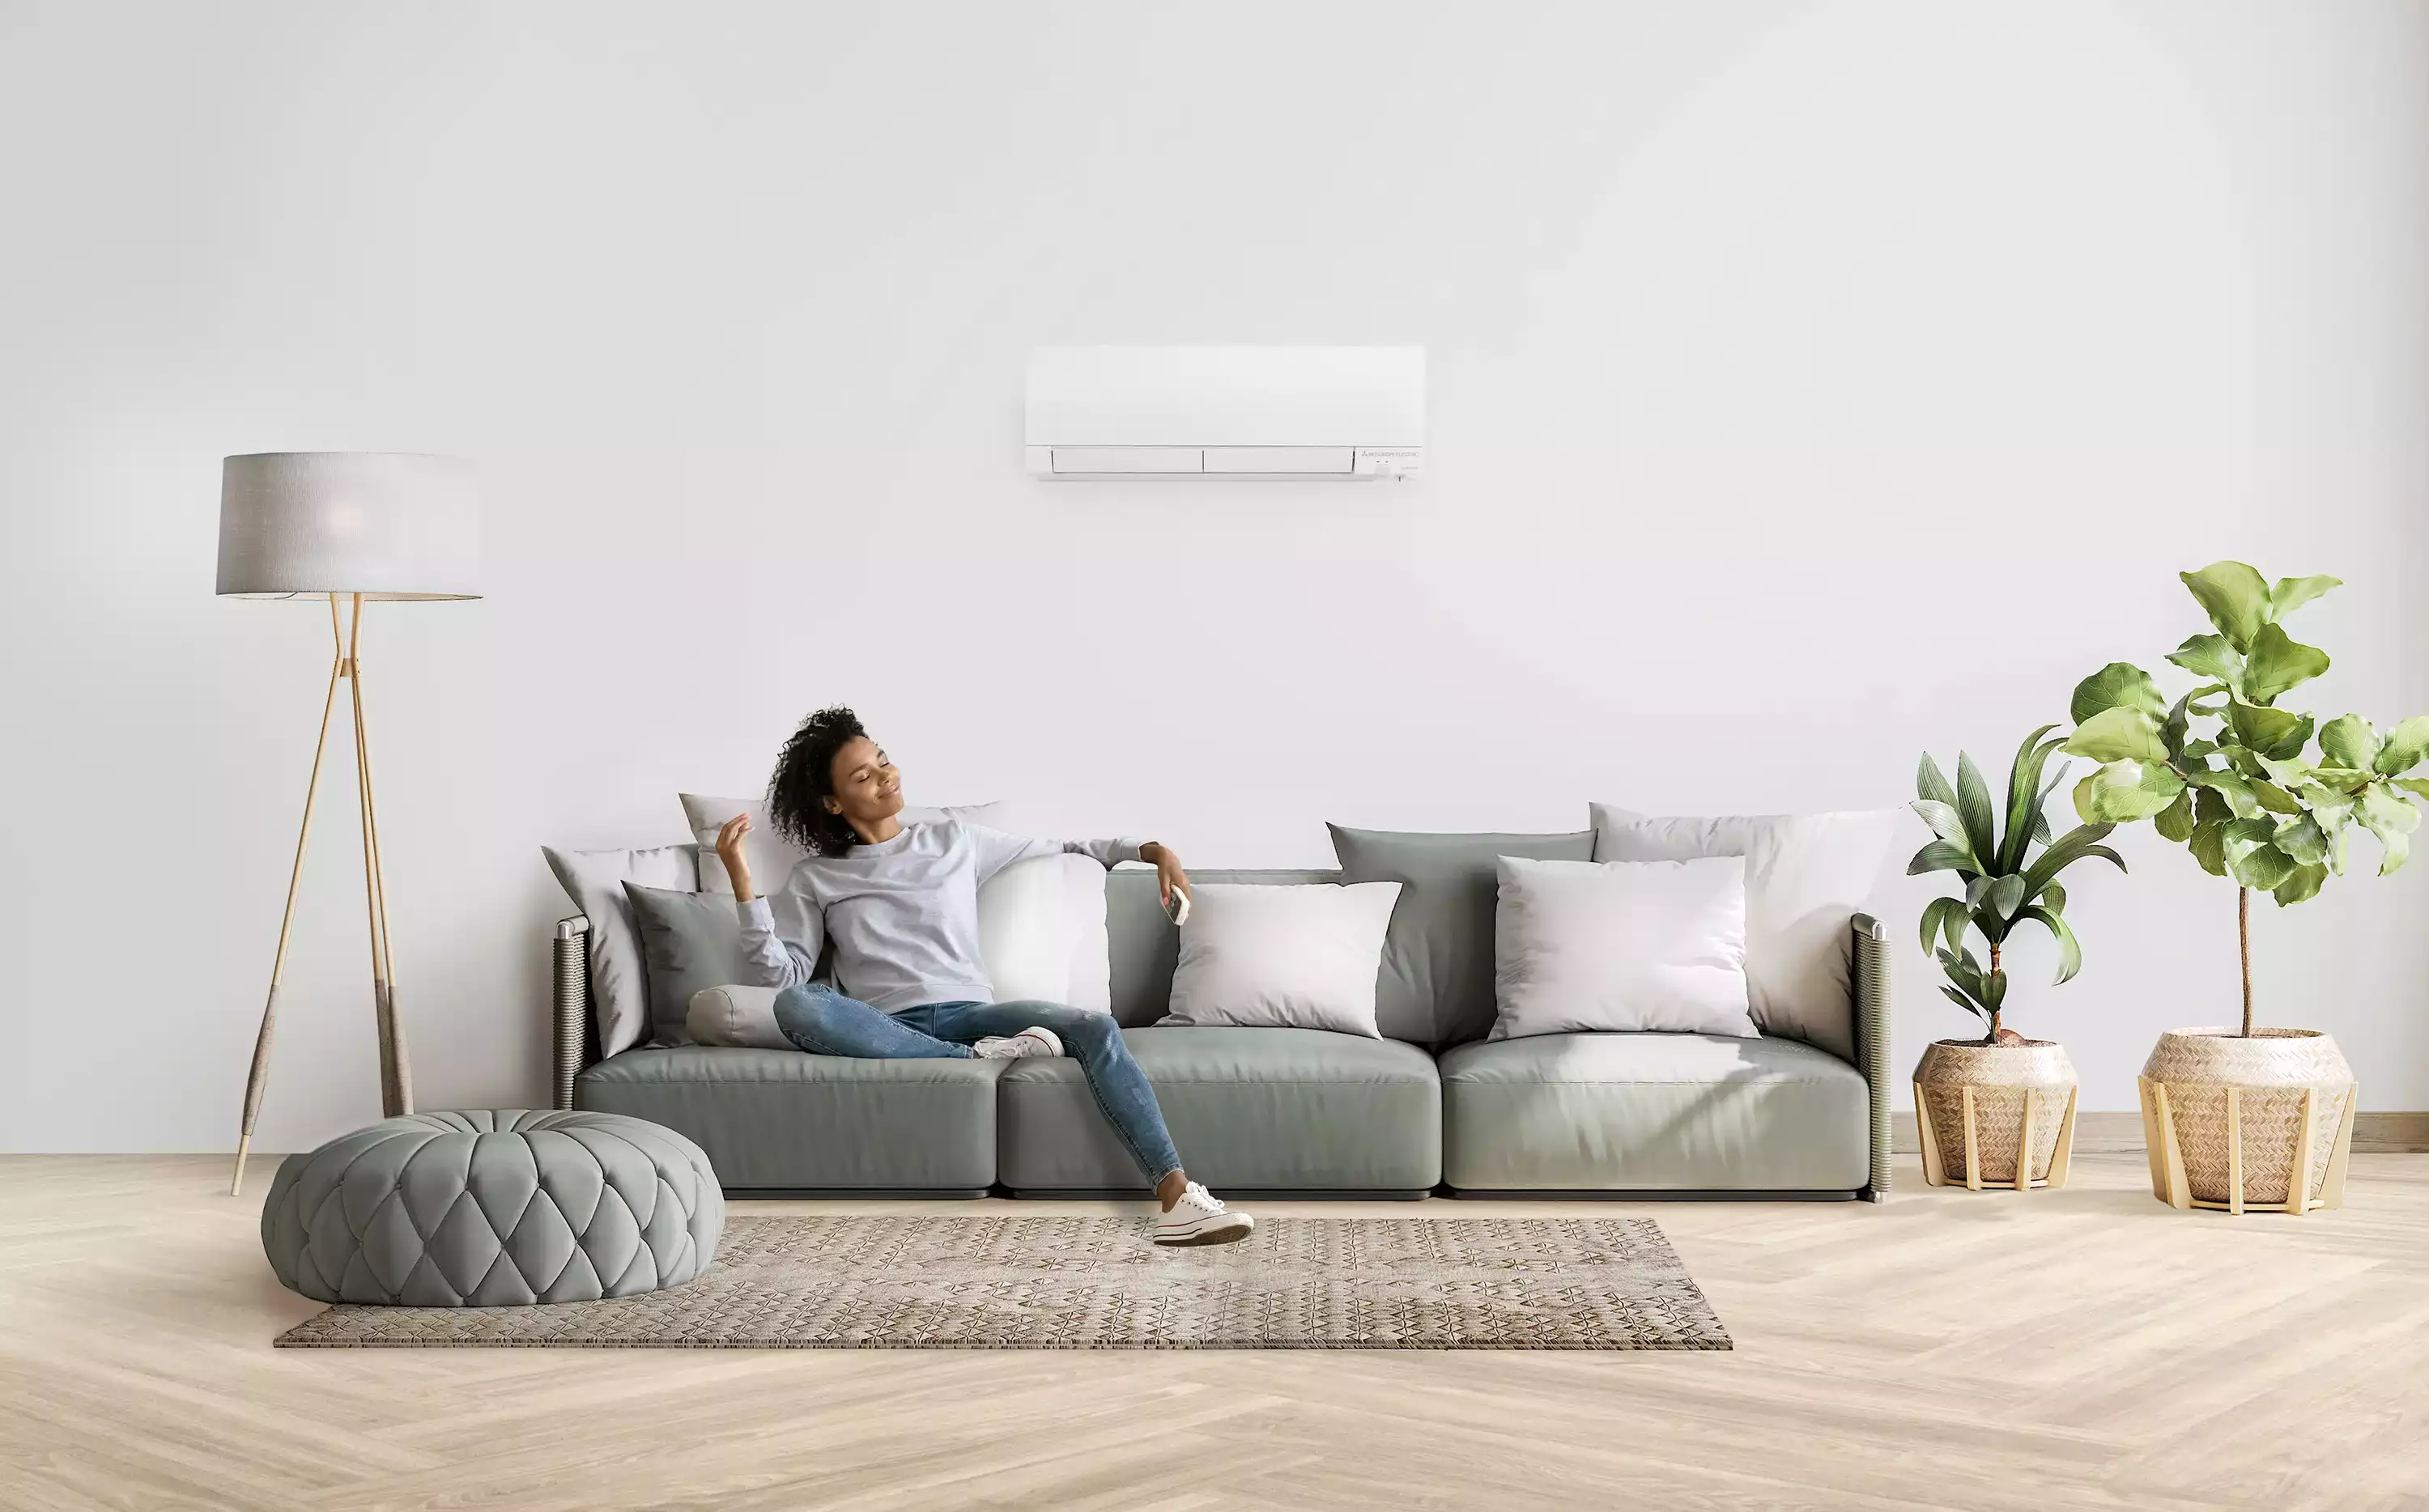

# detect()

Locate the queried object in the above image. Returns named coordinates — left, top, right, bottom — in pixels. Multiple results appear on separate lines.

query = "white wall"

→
left=3, top=1, right=2424, bottom=1152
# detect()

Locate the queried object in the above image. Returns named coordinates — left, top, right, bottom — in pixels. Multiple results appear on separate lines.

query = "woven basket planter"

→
left=2138, top=1028, right=2356, bottom=1216
left=1913, top=1039, right=2078, bottom=1191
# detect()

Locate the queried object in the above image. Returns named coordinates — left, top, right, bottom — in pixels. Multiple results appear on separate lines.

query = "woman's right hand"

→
left=716, top=813, right=756, bottom=902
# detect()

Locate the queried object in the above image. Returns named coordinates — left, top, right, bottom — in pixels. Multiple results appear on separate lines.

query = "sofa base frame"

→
left=1010, top=1187, right=1437, bottom=1201
left=1448, top=1187, right=1867, bottom=1202
left=725, top=1187, right=992, bottom=1200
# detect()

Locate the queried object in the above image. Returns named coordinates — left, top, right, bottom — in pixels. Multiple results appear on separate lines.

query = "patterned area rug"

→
left=274, top=1214, right=1729, bottom=1351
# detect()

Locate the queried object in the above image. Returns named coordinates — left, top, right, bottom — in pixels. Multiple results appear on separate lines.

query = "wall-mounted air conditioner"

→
left=1026, top=346, right=1424, bottom=482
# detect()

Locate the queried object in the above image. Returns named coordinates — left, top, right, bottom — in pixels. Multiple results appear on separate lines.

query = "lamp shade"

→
left=216, top=452, right=480, bottom=600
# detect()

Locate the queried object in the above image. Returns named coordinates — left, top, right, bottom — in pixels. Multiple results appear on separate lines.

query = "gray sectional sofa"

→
left=556, top=866, right=1893, bottom=1201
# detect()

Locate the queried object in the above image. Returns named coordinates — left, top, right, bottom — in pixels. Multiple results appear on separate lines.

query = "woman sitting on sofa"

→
left=717, top=704, right=1252, bottom=1248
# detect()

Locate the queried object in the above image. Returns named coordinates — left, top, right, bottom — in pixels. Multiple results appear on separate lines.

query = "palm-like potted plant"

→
left=1905, top=727, right=2125, bottom=1190
left=2065, top=562, right=2426, bottom=1213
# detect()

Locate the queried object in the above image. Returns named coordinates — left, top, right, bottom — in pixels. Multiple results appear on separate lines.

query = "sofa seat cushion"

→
left=1440, top=1032, right=1867, bottom=1191
left=576, top=1047, right=1002, bottom=1194
left=998, top=1026, right=1440, bottom=1193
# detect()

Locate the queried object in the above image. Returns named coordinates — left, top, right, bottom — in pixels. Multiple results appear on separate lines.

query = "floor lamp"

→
left=219, top=452, right=480, bottom=1196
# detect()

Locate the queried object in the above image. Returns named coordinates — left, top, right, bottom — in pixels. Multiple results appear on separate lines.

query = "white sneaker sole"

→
left=1152, top=1212, right=1254, bottom=1247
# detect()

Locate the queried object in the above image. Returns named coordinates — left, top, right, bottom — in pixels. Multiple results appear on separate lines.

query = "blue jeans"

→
left=772, top=984, right=1183, bottom=1184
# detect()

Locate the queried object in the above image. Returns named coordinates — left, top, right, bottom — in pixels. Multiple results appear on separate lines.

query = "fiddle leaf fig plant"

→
left=2065, top=562, right=2429, bottom=1036
left=1909, top=726, right=2127, bottom=1043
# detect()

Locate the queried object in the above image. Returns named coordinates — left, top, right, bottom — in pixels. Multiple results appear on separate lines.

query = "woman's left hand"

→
left=1141, top=842, right=1191, bottom=910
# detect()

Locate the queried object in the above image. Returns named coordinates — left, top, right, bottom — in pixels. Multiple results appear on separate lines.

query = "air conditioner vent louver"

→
left=1026, top=346, right=1424, bottom=482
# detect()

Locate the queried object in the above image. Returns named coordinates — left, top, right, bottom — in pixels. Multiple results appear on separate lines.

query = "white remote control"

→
left=1165, top=890, right=1191, bottom=927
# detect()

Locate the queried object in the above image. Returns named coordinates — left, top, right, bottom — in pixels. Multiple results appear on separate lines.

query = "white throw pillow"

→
left=1589, top=805, right=1899, bottom=1060
left=541, top=843, right=700, bottom=1060
left=688, top=983, right=791, bottom=1048
left=976, top=853, right=1112, bottom=1013
left=1491, top=856, right=1755, bottom=1041
left=679, top=792, right=1006, bottom=894
left=1159, top=882, right=1403, bottom=1038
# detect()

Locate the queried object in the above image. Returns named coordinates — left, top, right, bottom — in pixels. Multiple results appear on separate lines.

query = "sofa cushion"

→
left=997, top=1026, right=1440, bottom=1194
left=1588, top=806, right=1899, bottom=1060
left=1327, top=825, right=1597, bottom=1046
left=576, top=1047, right=1002, bottom=1193
left=542, top=843, right=700, bottom=1060
left=623, top=881, right=751, bottom=1046
left=1440, top=1032, right=1867, bottom=1192
left=1160, top=881, right=1403, bottom=1037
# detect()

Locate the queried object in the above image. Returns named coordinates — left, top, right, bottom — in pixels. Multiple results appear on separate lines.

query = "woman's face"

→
left=823, top=736, right=904, bottom=828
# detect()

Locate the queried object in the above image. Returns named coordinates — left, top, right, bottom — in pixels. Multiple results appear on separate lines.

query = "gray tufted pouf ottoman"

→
left=261, top=1109, right=725, bottom=1306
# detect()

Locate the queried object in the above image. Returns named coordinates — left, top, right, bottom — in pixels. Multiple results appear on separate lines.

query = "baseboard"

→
left=1891, top=1111, right=2429, bottom=1154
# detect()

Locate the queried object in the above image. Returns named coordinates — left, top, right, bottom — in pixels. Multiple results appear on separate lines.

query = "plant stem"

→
left=1986, top=942, right=2002, bottom=1043
left=2238, top=886, right=2253, bottom=1038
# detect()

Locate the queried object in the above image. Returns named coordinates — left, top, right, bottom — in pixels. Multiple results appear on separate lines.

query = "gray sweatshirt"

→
left=734, top=821, right=1142, bottom=1013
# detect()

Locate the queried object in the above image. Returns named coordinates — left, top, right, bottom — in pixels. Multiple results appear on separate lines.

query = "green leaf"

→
left=1916, top=752, right=1958, bottom=809
left=2248, top=778, right=2304, bottom=816
left=1938, top=984, right=1991, bottom=1025
left=2071, top=771, right=2098, bottom=825
left=2227, top=700, right=2307, bottom=758
left=2017, top=905, right=2082, bottom=984
left=2020, top=822, right=2127, bottom=898
left=2153, top=786, right=2197, bottom=841
left=2319, top=714, right=2380, bottom=773
left=2166, top=634, right=2244, bottom=688
left=2065, top=707, right=2168, bottom=763
left=2359, top=786, right=2422, bottom=876
left=2193, top=785, right=2231, bottom=826
left=2070, top=664, right=2165, bottom=724
left=1919, top=895, right=1969, bottom=959
left=2038, top=881, right=2067, bottom=914
left=2272, top=813, right=2329, bottom=865
left=2240, top=622, right=2330, bottom=706
left=2273, top=861, right=2329, bottom=906
left=2087, top=760, right=2186, bottom=822
left=2227, top=841, right=2299, bottom=891
left=2276, top=715, right=2316, bottom=762
left=1906, top=840, right=1977, bottom=877
left=1984, top=874, right=2027, bottom=921
left=2221, top=815, right=2278, bottom=848
left=2269, top=573, right=2342, bottom=620
left=1909, top=799, right=1975, bottom=851
left=2257, top=754, right=2316, bottom=787
left=1954, top=751, right=1997, bottom=870
left=2182, top=561, right=2272, bottom=651
left=2393, top=779, right=2429, bottom=800
left=2160, top=693, right=2191, bottom=759
left=1999, top=727, right=2062, bottom=873
left=1985, top=968, right=2007, bottom=1009
left=2189, top=817, right=2229, bottom=877
left=2183, top=766, right=2259, bottom=818
left=2373, top=716, right=2429, bottom=777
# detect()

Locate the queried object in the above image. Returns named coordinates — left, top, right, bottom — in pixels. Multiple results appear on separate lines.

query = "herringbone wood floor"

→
left=3, top=1153, right=2425, bottom=1510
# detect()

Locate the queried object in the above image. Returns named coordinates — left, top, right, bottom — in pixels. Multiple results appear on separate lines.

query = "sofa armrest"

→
left=1852, top=912, right=1891, bottom=1200
left=554, top=915, right=592, bottom=1111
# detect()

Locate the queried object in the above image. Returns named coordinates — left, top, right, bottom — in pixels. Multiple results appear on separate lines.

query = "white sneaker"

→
left=1152, top=1181, right=1253, bottom=1247
left=972, top=1026, right=1065, bottom=1060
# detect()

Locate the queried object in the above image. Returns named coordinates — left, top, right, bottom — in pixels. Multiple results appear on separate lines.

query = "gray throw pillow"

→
left=542, top=844, right=700, bottom=1060
left=1326, top=824, right=1597, bottom=1045
left=622, top=881, right=753, bottom=1047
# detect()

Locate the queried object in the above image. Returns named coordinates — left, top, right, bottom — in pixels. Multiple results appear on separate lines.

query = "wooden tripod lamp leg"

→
left=230, top=596, right=349, bottom=1198
left=347, top=594, right=413, bottom=1118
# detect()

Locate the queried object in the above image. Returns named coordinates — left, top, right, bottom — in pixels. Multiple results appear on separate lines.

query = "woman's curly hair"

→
left=767, top=705, right=873, bottom=859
